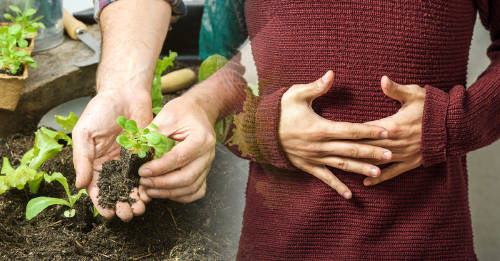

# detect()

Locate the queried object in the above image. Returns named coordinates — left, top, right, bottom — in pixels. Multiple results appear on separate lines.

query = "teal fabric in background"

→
left=199, top=0, right=247, bottom=60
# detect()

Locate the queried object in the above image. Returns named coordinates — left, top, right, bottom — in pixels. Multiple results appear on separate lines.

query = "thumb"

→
left=295, top=70, right=335, bottom=102
left=381, top=76, right=408, bottom=103
left=72, top=128, right=95, bottom=189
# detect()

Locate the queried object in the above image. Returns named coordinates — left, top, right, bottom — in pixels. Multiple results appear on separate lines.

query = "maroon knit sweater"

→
left=228, top=1, right=500, bottom=260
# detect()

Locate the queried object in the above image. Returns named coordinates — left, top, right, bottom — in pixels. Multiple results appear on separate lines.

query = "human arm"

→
left=359, top=1, right=500, bottom=185
left=72, top=0, right=173, bottom=221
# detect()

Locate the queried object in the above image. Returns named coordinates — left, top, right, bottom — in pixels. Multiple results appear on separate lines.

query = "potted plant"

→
left=0, top=36, right=38, bottom=111
left=2, top=5, right=45, bottom=54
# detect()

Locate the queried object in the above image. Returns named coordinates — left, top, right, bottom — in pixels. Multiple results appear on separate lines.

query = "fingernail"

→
left=322, top=71, right=332, bottom=83
left=383, top=151, right=392, bottom=160
left=343, top=191, right=351, bottom=199
left=139, top=168, right=152, bottom=177
left=364, top=179, right=372, bottom=186
left=370, top=168, right=379, bottom=177
left=140, top=178, right=152, bottom=187
left=381, top=131, right=389, bottom=138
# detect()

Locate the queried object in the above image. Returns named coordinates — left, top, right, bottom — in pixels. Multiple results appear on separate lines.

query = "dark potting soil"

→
left=0, top=131, right=248, bottom=260
left=98, top=148, right=152, bottom=209
left=0, top=65, right=24, bottom=77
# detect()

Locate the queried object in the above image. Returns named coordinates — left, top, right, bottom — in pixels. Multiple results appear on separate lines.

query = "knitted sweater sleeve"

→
left=421, top=1, right=500, bottom=167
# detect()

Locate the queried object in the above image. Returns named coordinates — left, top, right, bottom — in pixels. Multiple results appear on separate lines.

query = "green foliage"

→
left=26, top=172, right=87, bottom=220
left=198, top=54, right=228, bottom=82
left=0, top=40, right=37, bottom=75
left=116, top=116, right=175, bottom=159
left=214, top=113, right=234, bottom=144
left=0, top=125, right=72, bottom=195
left=4, top=5, right=45, bottom=37
left=55, top=112, right=79, bottom=132
left=152, top=51, right=178, bottom=114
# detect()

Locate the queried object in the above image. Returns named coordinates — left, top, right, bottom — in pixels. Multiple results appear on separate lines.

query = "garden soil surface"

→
left=0, top=132, right=248, bottom=260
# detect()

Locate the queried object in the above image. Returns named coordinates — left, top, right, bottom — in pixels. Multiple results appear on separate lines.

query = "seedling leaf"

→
left=55, top=112, right=78, bottom=132
left=26, top=197, right=70, bottom=220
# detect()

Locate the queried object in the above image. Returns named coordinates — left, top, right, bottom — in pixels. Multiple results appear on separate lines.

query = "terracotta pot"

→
left=0, top=63, right=28, bottom=111
left=0, top=22, right=37, bottom=55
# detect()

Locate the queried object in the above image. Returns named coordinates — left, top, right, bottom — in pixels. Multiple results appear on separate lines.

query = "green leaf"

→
left=8, top=5, right=21, bottom=14
left=0, top=176, right=9, bottom=194
left=17, top=39, right=28, bottom=48
left=29, top=130, right=63, bottom=169
left=26, top=197, right=70, bottom=220
left=138, top=150, right=146, bottom=158
left=27, top=171, right=44, bottom=194
left=44, top=172, right=70, bottom=199
left=148, top=123, right=159, bottom=130
left=8, top=24, right=22, bottom=35
left=93, top=206, right=99, bottom=217
left=145, top=132, right=164, bottom=145
left=152, top=106, right=162, bottom=115
left=25, top=9, right=36, bottom=17
left=3, top=14, right=14, bottom=21
left=116, top=116, right=127, bottom=129
left=68, top=189, right=87, bottom=207
left=1, top=157, right=15, bottom=175
left=116, top=134, right=133, bottom=149
left=21, top=148, right=34, bottom=166
left=198, top=54, right=228, bottom=82
left=39, top=127, right=72, bottom=146
left=64, top=209, right=76, bottom=218
left=125, top=120, right=138, bottom=134
left=55, top=112, right=79, bottom=132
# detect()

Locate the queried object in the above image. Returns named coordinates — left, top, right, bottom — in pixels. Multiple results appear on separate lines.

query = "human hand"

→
left=137, top=96, right=216, bottom=203
left=72, top=90, right=152, bottom=221
left=279, top=71, right=393, bottom=199
left=361, top=76, right=425, bottom=186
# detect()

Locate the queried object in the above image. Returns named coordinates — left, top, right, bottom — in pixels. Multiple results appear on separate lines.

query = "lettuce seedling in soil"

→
left=97, top=117, right=175, bottom=209
left=26, top=172, right=87, bottom=220
left=3, top=5, right=45, bottom=39
left=0, top=127, right=71, bottom=195
left=152, top=51, right=177, bottom=114
left=0, top=34, right=37, bottom=75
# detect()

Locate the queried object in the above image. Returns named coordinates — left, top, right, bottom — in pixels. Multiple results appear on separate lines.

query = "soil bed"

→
left=0, top=66, right=24, bottom=77
left=0, top=132, right=247, bottom=260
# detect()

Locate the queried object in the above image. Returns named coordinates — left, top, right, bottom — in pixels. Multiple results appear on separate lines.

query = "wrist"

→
left=181, top=89, right=222, bottom=125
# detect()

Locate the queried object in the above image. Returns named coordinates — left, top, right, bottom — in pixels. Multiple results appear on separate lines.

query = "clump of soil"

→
left=98, top=148, right=152, bottom=209
left=0, top=66, right=24, bottom=77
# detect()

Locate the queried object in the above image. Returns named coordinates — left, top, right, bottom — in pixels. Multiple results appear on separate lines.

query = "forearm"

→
left=183, top=55, right=248, bottom=124
left=97, top=0, right=172, bottom=93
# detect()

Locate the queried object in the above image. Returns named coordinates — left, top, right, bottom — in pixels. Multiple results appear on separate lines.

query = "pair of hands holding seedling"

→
left=280, top=71, right=426, bottom=199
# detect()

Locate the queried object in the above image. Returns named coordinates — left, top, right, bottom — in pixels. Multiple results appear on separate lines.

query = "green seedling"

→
left=3, top=5, right=45, bottom=38
left=0, top=24, right=29, bottom=49
left=0, top=127, right=71, bottom=195
left=26, top=172, right=87, bottom=220
left=152, top=51, right=178, bottom=114
left=116, top=116, right=175, bottom=159
left=0, top=39, right=37, bottom=75
left=55, top=111, right=79, bottom=132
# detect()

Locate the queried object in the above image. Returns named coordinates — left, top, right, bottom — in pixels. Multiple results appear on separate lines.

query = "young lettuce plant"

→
left=116, top=116, right=175, bottom=159
left=0, top=127, right=71, bottom=195
left=26, top=172, right=87, bottom=220
left=152, top=51, right=178, bottom=114
left=0, top=39, right=37, bottom=75
left=3, top=5, right=45, bottom=39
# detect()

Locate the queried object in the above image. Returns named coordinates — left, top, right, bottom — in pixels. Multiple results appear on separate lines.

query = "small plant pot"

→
left=0, top=63, right=28, bottom=111
left=0, top=22, right=37, bottom=55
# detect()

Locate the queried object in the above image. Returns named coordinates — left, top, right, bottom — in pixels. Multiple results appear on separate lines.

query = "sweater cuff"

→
left=94, top=0, right=186, bottom=21
left=421, top=85, right=450, bottom=167
left=255, top=87, right=299, bottom=171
